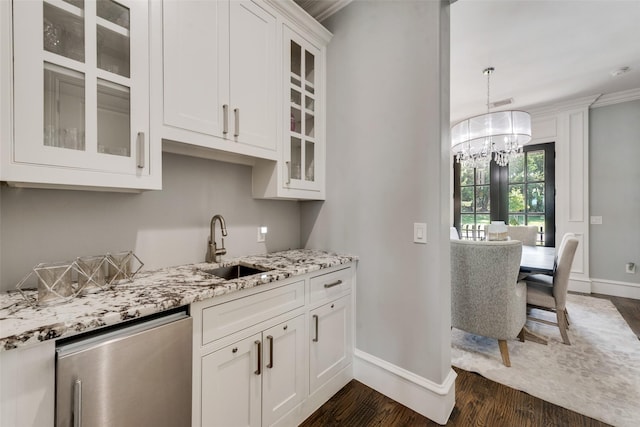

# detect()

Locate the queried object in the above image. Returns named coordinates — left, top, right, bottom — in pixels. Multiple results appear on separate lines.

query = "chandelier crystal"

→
left=451, top=67, right=531, bottom=168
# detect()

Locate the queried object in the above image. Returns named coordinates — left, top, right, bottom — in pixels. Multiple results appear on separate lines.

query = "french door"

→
left=454, top=143, right=555, bottom=246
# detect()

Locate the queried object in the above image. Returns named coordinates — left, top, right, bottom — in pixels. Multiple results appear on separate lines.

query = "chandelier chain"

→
left=486, top=70, right=490, bottom=113
left=483, top=67, right=494, bottom=114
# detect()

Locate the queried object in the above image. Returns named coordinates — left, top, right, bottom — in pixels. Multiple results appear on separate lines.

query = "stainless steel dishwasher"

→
left=56, top=309, right=192, bottom=427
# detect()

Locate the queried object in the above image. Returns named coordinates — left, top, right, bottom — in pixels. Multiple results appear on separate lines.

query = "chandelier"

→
left=451, top=67, right=532, bottom=167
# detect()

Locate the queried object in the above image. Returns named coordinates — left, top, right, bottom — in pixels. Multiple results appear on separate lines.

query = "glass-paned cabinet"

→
left=284, top=26, right=322, bottom=192
left=7, top=0, right=154, bottom=189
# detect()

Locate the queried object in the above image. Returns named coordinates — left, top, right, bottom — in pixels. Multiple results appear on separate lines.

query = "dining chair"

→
left=450, top=226, right=460, bottom=240
left=451, top=240, right=526, bottom=367
left=555, top=232, right=576, bottom=270
left=527, top=232, right=576, bottom=320
left=525, top=237, right=579, bottom=345
left=507, top=225, right=538, bottom=246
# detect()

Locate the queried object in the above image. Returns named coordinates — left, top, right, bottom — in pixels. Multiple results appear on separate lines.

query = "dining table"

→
left=520, top=245, right=556, bottom=275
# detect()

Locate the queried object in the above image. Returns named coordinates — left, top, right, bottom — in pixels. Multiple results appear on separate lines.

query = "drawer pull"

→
left=267, top=335, right=274, bottom=369
left=254, top=340, right=261, bottom=375
left=324, top=280, right=343, bottom=289
left=232, top=347, right=238, bottom=354
left=313, top=314, right=319, bottom=342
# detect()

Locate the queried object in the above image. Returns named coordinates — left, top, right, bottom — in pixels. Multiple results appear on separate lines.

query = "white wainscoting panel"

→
left=568, top=111, right=586, bottom=223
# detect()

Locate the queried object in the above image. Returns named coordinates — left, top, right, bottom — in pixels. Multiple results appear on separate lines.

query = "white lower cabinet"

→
left=262, top=316, right=306, bottom=425
left=0, top=342, right=55, bottom=427
left=202, top=332, right=261, bottom=427
left=309, top=295, right=352, bottom=395
left=201, top=315, right=305, bottom=427
left=192, top=264, right=355, bottom=427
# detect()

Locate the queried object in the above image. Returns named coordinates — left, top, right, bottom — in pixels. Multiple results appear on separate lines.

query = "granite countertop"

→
left=0, top=249, right=356, bottom=352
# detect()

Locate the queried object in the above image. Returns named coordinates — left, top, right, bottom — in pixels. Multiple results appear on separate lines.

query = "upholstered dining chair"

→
left=555, top=232, right=576, bottom=271
left=525, top=237, right=579, bottom=345
left=507, top=225, right=538, bottom=246
left=451, top=240, right=526, bottom=367
left=526, top=232, right=576, bottom=317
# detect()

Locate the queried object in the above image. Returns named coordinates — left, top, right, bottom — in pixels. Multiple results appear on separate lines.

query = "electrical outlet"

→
left=257, top=226, right=267, bottom=243
left=626, top=262, right=636, bottom=274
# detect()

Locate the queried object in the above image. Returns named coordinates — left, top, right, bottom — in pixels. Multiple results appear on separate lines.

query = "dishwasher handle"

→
left=73, top=379, right=82, bottom=427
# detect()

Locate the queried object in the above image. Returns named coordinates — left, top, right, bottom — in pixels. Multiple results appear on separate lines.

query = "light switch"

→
left=590, top=216, right=603, bottom=225
left=414, top=223, right=427, bottom=244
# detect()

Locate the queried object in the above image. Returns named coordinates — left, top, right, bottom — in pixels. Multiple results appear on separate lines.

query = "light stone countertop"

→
left=0, top=249, right=357, bottom=352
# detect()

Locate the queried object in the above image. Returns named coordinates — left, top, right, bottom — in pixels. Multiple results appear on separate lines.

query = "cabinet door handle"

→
left=267, top=335, right=274, bottom=369
left=136, top=132, right=145, bottom=169
left=254, top=340, right=261, bottom=375
left=222, top=104, right=229, bottom=135
left=285, top=161, right=291, bottom=185
left=313, top=314, right=319, bottom=342
left=234, top=108, right=240, bottom=137
left=73, top=379, right=82, bottom=427
left=324, top=280, right=342, bottom=289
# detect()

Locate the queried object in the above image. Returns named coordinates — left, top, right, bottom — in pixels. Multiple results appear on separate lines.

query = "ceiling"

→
left=295, top=0, right=640, bottom=123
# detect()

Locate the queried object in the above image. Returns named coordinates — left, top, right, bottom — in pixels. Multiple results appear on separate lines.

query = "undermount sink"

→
left=200, top=264, right=272, bottom=280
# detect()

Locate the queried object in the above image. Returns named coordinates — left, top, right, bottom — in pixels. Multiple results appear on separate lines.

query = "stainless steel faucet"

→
left=207, top=214, right=228, bottom=263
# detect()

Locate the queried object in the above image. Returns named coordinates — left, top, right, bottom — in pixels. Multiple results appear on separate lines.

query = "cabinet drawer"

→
left=202, top=281, right=304, bottom=346
left=309, top=267, right=352, bottom=303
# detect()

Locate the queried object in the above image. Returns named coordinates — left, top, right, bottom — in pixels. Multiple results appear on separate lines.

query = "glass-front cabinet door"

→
left=284, top=25, right=322, bottom=192
left=12, top=0, right=149, bottom=178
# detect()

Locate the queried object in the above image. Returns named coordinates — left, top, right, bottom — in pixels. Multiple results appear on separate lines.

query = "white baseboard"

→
left=568, top=277, right=592, bottom=294
left=353, top=349, right=456, bottom=425
left=591, top=278, right=640, bottom=300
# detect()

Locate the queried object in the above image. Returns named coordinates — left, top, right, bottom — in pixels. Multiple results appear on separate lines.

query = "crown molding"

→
left=315, top=0, right=352, bottom=22
left=266, top=0, right=333, bottom=44
left=294, top=0, right=352, bottom=22
left=590, top=87, right=640, bottom=108
left=526, top=94, right=601, bottom=117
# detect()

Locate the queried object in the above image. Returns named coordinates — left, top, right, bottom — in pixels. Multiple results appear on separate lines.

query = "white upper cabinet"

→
left=160, top=0, right=277, bottom=159
left=161, top=0, right=225, bottom=139
left=229, top=1, right=277, bottom=152
left=283, top=27, right=324, bottom=193
left=252, top=8, right=331, bottom=200
left=1, top=0, right=159, bottom=191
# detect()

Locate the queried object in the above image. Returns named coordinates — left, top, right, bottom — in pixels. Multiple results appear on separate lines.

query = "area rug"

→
left=451, top=294, right=640, bottom=427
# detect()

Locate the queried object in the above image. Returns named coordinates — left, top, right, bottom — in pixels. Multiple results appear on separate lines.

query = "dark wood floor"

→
left=301, top=294, right=639, bottom=427
left=595, top=293, right=640, bottom=339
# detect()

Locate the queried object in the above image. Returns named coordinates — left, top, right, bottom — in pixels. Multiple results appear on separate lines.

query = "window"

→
left=456, top=162, right=491, bottom=240
left=454, top=143, right=555, bottom=246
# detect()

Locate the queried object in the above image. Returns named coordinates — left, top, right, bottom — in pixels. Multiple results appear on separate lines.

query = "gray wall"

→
left=301, top=0, right=452, bottom=383
left=0, top=153, right=301, bottom=291
left=589, top=99, right=640, bottom=284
